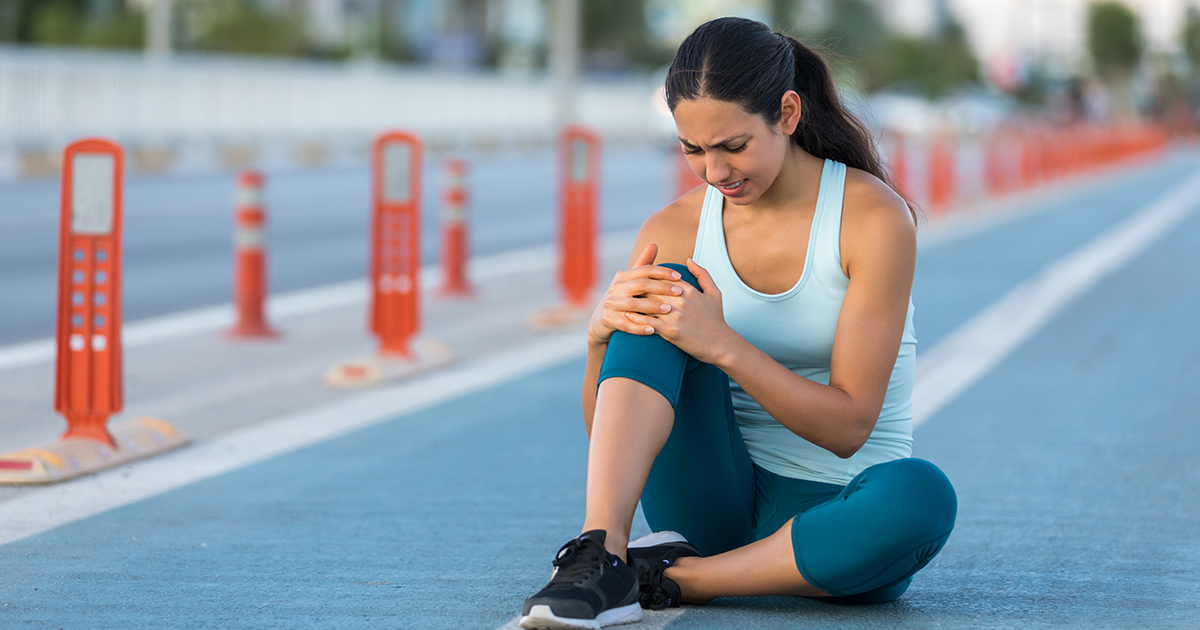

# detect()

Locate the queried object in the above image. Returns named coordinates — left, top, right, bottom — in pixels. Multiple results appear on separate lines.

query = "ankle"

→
left=580, top=524, right=628, bottom=559
left=664, top=557, right=712, bottom=605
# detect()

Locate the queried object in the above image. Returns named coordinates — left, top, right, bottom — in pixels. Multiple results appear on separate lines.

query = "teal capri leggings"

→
left=598, top=263, right=957, bottom=604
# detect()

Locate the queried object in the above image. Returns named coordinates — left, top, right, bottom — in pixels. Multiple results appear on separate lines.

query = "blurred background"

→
left=0, top=0, right=1193, bottom=346
left=0, top=0, right=1197, bottom=179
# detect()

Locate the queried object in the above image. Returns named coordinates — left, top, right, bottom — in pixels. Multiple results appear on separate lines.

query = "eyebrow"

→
left=679, top=134, right=748, bottom=149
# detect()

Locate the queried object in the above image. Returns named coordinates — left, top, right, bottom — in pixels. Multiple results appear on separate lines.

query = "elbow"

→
left=831, top=442, right=864, bottom=460
left=830, top=416, right=876, bottom=459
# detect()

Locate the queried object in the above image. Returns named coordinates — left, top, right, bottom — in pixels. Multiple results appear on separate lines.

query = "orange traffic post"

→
left=438, top=157, right=472, bottom=297
left=226, top=170, right=279, bottom=338
left=982, top=132, right=1005, bottom=197
left=530, top=125, right=602, bottom=329
left=323, top=130, right=452, bottom=388
left=927, top=133, right=956, bottom=214
left=1019, top=130, right=1039, bottom=189
left=560, top=126, right=601, bottom=308
left=0, top=138, right=188, bottom=485
left=673, top=147, right=704, bottom=199
left=371, top=131, right=423, bottom=356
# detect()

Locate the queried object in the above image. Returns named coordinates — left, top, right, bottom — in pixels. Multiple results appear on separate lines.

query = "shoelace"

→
left=635, top=558, right=674, bottom=609
left=551, top=537, right=610, bottom=587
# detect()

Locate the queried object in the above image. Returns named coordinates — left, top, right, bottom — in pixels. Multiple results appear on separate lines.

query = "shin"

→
left=583, top=377, right=674, bottom=558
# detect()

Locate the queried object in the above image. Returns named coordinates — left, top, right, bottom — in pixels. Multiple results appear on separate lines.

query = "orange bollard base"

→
left=60, top=411, right=117, bottom=447
left=224, top=322, right=282, bottom=340
left=527, top=299, right=594, bottom=332
left=0, top=417, right=189, bottom=485
left=437, top=285, right=474, bottom=300
left=322, top=338, right=455, bottom=389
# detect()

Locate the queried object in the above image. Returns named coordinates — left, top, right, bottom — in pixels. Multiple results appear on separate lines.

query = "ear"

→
left=780, top=90, right=801, bottom=135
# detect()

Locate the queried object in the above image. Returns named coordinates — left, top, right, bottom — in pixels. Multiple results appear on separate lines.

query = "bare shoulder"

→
left=840, top=167, right=916, bottom=275
left=628, top=184, right=706, bottom=267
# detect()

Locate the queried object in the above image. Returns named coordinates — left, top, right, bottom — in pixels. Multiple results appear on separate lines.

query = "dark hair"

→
left=666, top=17, right=912, bottom=217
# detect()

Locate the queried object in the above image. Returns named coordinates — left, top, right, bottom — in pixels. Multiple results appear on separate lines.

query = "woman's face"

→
left=672, top=94, right=798, bottom=205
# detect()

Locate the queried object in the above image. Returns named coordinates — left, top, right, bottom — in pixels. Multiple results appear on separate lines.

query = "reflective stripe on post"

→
left=371, top=131, right=422, bottom=357
left=559, top=125, right=600, bottom=309
left=439, top=157, right=472, bottom=297
left=227, top=170, right=278, bottom=338
left=55, top=138, right=124, bottom=447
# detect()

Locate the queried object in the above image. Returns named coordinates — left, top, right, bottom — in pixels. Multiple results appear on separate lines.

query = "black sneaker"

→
left=520, top=530, right=642, bottom=630
left=627, top=531, right=701, bottom=610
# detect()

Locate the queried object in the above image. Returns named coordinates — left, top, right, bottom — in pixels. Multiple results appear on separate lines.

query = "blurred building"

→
left=952, top=0, right=1192, bottom=75
left=296, top=0, right=545, bottom=68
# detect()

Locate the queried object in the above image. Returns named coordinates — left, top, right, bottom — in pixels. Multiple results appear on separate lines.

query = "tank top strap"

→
left=694, top=160, right=846, bottom=282
left=810, top=159, right=847, bottom=280
left=692, top=184, right=724, bottom=261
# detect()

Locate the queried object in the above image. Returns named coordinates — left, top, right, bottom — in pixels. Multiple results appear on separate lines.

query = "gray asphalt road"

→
left=0, top=144, right=673, bottom=345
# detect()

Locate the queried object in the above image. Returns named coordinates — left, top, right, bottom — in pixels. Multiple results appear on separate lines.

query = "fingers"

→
left=686, top=258, right=719, bottom=295
left=611, top=296, right=672, bottom=316
left=608, top=310, right=657, bottom=335
left=632, top=242, right=659, bottom=269
left=618, top=264, right=681, bottom=283
left=612, top=274, right=684, bottom=298
left=623, top=311, right=661, bottom=334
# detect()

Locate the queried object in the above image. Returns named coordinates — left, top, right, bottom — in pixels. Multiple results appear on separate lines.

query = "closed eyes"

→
left=681, top=142, right=748, bottom=155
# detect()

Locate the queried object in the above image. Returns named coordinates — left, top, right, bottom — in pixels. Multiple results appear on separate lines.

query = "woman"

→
left=519, top=17, right=956, bottom=630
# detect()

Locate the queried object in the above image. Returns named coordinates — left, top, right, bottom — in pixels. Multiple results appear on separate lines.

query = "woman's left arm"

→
left=643, top=183, right=915, bottom=459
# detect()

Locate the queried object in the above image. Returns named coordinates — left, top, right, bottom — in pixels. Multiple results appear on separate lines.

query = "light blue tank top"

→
left=692, top=159, right=917, bottom=485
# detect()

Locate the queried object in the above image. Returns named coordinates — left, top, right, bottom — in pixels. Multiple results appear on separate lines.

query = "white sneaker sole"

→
left=628, top=531, right=688, bottom=548
left=519, top=602, right=642, bottom=630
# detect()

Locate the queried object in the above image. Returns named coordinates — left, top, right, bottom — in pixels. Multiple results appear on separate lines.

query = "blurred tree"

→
left=1088, top=2, right=1141, bottom=76
left=0, top=0, right=19, bottom=43
left=583, top=0, right=669, bottom=70
left=854, top=13, right=974, bottom=98
left=769, top=0, right=800, bottom=33
left=1183, top=6, right=1200, bottom=71
left=79, top=5, right=143, bottom=48
left=928, top=21, right=978, bottom=96
left=30, top=0, right=84, bottom=45
left=803, top=0, right=886, bottom=62
left=781, top=0, right=888, bottom=96
left=1087, top=1, right=1141, bottom=117
left=379, top=0, right=412, bottom=63
left=1179, top=6, right=1200, bottom=122
left=191, top=0, right=305, bottom=56
left=5, top=0, right=141, bottom=50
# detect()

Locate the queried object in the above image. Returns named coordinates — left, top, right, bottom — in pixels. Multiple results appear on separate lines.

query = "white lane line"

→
left=913, top=167, right=1200, bottom=426
left=0, top=230, right=637, bottom=372
left=0, top=331, right=588, bottom=547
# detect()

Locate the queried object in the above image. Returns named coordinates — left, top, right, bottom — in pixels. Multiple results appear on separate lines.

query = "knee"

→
left=791, top=460, right=956, bottom=597
left=856, top=458, right=957, bottom=538
left=658, top=263, right=701, bottom=290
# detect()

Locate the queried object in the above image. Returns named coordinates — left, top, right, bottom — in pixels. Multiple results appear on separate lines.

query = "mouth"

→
left=715, top=179, right=746, bottom=192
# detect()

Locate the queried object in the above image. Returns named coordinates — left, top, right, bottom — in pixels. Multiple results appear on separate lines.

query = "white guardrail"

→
left=0, top=46, right=673, bottom=179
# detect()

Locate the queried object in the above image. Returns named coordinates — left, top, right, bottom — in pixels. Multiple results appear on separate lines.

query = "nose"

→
left=705, top=153, right=731, bottom=184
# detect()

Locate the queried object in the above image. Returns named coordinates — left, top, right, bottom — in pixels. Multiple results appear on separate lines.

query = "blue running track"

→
left=3, top=153, right=1200, bottom=629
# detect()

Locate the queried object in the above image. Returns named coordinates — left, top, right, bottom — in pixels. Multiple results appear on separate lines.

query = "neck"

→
left=745, top=145, right=824, bottom=214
